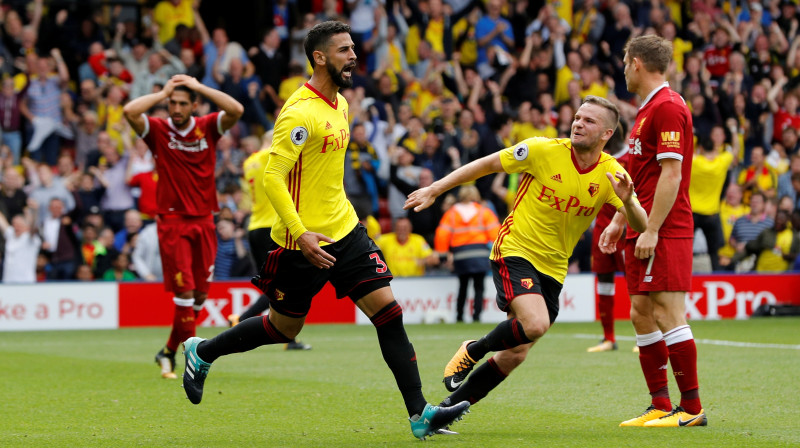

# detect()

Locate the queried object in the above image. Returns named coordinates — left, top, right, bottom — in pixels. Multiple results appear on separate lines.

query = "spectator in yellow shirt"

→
left=738, top=146, right=777, bottom=204
left=718, top=184, right=750, bottom=268
left=554, top=50, right=582, bottom=106
left=660, top=21, right=692, bottom=74
left=278, top=62, right=308, bottom=104
left=152, top=0, right=195, bottom=44
left=579, top=65, right=609, bottom=100
left=690, top=124, right=738, bottom=271
left=732, top=210, right=800, bottom=272
left=375, top=218, right=438, bottom=277
left=511, top=102, right=557, bottom=144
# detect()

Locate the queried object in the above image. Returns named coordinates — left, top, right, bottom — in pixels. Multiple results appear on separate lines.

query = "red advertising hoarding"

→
left=119, top=281, right=355, bottom=327
left=607, top=273, right=800, bottom=320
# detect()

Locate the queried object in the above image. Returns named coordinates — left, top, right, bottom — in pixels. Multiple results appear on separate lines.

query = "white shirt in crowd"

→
left=131, top=222, right=162, bottom=281
left=3, top=227, right=41, bottom=283
left=41, top=215, right=60, bottom=252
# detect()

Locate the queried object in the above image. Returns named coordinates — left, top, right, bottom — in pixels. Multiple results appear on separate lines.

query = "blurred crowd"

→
left=0, top=0, right=799, bottom=284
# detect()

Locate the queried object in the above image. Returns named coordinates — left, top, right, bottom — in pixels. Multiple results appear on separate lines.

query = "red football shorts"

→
left=624, top=237, right=692, bottom=296
left=157, top=214, right=217, bottom=294
left=591, top=226, right=625, bottom=274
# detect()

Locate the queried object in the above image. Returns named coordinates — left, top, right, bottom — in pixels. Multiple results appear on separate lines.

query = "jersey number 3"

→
left=369, top=253, right=388, bottom=274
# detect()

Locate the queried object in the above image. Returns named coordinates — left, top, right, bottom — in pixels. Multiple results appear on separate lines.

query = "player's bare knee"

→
left=268, top=313, right=305, bottom=340
left=630, top=306, right=645, bottom=324
left=520, top=316, right=549, bottom=340
left=630, top=300, right=650, bottom=318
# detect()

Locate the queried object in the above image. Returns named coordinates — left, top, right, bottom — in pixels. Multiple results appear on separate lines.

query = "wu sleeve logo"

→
left=660, top=131, right=682, bottom=149
left=514, top=143, right=528, bottom=161
left=291, top=127, right=309, bottom=145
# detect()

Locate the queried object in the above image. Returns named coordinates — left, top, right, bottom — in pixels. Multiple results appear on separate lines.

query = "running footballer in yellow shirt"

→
left=405, top=96, right=647, bottom=415
left=180, top=21, right=470, bottom=440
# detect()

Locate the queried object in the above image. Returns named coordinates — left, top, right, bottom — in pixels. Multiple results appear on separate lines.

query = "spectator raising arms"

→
left=0, top=199, right=41, bottom=283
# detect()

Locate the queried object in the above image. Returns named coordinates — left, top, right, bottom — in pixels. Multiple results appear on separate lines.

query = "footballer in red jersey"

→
left=587, top=124, right=630, bottom=353
left=600, top=35, right=706, bottom=428
left=123, top=74, right=243, bottom=379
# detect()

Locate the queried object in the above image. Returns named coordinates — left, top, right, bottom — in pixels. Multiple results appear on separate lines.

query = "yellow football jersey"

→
left=492, top=137, right=628, bottom=283
left=718, top=201, right=749, bottom=259
left=244, top=149, right=277, bottom=231
left=690, top=151, right=733, bottom=215
left=375, top=233, right=432, bottom=277
left=264, top=83, right=359, bottom=250
left=512, top=122, right=558, bottom=144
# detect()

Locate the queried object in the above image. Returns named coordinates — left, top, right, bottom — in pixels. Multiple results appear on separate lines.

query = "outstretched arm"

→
left=405, top=152, right=504, bottom=212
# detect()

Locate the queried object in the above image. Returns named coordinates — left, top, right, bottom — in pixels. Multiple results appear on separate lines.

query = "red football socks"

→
left=598, top=294, right=615, bottom=342
left=665, top=326, right=702, bottom=415
left=166, top=298, right=195, bottom=352
left=638, top=339, right=671, bottom=412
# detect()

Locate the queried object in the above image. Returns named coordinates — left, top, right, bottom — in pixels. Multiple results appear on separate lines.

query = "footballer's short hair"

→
left=304, top=21, right=351, bottom=68
left=624, top=34, right=673, bottom=74
left=582, top=95, right=620, bottom=132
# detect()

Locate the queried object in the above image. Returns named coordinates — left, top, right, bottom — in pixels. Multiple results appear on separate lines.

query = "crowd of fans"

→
left=0, top=0, right=799, bottom=284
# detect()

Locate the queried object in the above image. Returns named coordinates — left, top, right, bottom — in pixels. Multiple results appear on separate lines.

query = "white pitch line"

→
left=571, top=333, right=800, bottom=350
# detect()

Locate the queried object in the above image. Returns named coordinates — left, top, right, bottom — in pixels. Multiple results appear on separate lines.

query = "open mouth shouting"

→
left=341, top=63, right=356, bottom=79
left=330, top=62, right=357, bottom=88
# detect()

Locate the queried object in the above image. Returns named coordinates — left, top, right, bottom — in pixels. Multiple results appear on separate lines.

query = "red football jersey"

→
left=595, top=147, right=630, bottom=231
left=772, top=108, right=800, bottom=143
left=627, top=84, right=694, bottom=239
left=703, top=45, right=731, bottom=78
left=129, top=171, right=158, bottom=217
left=141, top=113, right=222, bottom=216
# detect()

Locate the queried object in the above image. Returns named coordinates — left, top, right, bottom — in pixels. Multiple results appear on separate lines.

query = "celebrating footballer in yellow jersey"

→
left=264, top=83, right=359, bottom=250
left=492, top=136, right=627, bottom=283
left=179, top=22, right=472, bottom=440
left=405, top=97, right=647, bottom=416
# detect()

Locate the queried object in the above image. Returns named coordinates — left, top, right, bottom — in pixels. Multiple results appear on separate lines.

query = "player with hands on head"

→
left=123, top=73, right=244, bottom=379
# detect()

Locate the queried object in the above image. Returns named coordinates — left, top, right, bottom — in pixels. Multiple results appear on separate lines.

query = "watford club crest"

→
left=588, top=183, right=600, bottom=197
left=521, top=278, right=534, bottom=289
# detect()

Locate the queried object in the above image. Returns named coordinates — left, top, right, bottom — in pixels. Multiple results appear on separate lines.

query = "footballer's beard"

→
left=171, top=114, right=189, bottom=128
left=328, top=62, right=356, bottom=88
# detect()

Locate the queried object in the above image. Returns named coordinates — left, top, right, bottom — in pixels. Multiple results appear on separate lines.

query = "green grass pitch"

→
left=2, top=318, right=799, bottom=447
